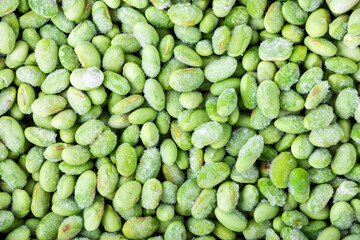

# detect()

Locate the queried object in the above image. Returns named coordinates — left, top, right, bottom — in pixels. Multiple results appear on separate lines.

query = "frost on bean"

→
left=167, top=3, right=203, bottom=26
left=236, top=135, right=264, bottom=173
left=191, top=121, right=224, bottom=148
left=0, top=22, right=16, bottom=54
left=259, top=38, right=294, bottom=61
left=70, top=67, right=104, bottom=91
left=204, top=56, right=237, bottom=83
left=29, top=0, right=58, bottom=18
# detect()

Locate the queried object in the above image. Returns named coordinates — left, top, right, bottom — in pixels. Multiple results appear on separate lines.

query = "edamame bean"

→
left=236, top=135, right=264, bottom=173
left=307, top=184, right=334, bottom=214
left=36, top=212, right=64, bottom=240
left=196, top=162, right=230, bottom=188
left=257, top=80, right=280, bottom=119
left=330, top=202, right=355, bottom=230
left=259, top=38, right=293, bottom=61
left=215, top=207, right=247, bottom=232
left=168, top=3, right=203, bottom=26
left=204, top=56, right=237, bottom=83
left=331, top=143, right=357, bottom=175
left=57, top=215, right=83, bottom=240
left=270, top=152, right=297, bottom=189
left=74, top=170, right=97, bottom=208
left=258, top=177, right=287, bottom=207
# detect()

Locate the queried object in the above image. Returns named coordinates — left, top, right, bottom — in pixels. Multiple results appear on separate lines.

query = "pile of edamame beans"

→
left=1, top=0, right=360, bottom=239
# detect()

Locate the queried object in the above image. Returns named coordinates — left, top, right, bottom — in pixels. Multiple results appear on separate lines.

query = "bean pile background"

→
left=1, top=0, right=360, bottom=239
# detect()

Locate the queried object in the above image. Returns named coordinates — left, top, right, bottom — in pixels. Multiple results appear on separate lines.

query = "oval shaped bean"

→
left=191, top=121, right=224, bottom=149
left=123, top=217, right=158, bottom=239
left=0, top=22, right=16, bottom=54
left=331, top=143, right=357, bottom=175
left=258, top=177, right=287, bottom=207
left=215, top=207, right=247, bottom=232
left=236, top=135, right=264, bottom=173
left=169, top=68, right=204, bottom=93
left=167, top=3, right=203, bottom=26
left=270, top=152, right=297, bottom=189
left=204, top=56, right=237, bottom=83
left=196, top=162, right=230, bottom=188
left=257, top=80, right=280, bottom=119
left=74, top=170, right=97, bottom=208
left=259, top=38, right=293, bottom=61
